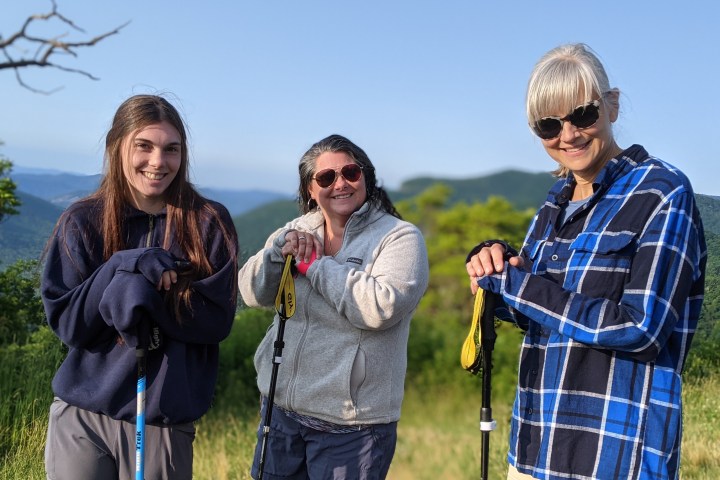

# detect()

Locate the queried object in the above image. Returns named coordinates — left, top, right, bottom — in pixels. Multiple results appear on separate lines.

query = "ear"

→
left=605, top=88, right=620, bottom=123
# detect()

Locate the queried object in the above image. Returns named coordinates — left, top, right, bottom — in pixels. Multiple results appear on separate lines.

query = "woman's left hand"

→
left=157, top=269, right=178, bottom=291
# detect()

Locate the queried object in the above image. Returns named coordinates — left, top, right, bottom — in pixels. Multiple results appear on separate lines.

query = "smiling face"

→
left=308, top=151, right=367, bottom=226
left=121, top=121, right=182, bottom=213
left=539, top=90, right=620, bottom=184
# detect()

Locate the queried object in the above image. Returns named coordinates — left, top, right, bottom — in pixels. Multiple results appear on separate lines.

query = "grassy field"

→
left=191, top=378, right=720, bottom=480
left=1, top=378, right=718, bottom=479
left=2, top=327, right=718, bottom=480
left=193, top=384, right=513, bottom=480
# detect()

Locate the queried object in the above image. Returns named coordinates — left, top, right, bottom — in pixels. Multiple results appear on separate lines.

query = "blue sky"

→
left=2, top=1, right=719, bottom=196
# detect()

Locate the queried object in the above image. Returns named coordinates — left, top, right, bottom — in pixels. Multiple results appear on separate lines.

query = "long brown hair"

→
left=89, top=94, right=237, bottom=318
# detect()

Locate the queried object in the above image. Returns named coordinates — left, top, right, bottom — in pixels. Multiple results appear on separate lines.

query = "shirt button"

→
left=551, top=254, right=558, bottom=261
left=531, top=369, right=537, bottom=375
left=527, top=408, right=533, bottom=415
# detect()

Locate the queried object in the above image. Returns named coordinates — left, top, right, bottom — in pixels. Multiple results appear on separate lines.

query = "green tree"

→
left=0, top=145, right=21, bottom=222
left=0, top=259, right=45, bottom=346
left=397, top=185, right=535, bottom=317
left=685, top=231, right=720, bottom=376
left=397, top=186, right=535, bottom=390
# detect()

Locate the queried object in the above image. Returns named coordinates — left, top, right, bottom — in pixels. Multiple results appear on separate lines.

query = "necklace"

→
left=324, top=225, right=342, bottom=256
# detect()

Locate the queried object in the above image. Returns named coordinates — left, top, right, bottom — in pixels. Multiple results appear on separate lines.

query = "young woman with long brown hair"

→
left=42, top=94, right=238, bottom=479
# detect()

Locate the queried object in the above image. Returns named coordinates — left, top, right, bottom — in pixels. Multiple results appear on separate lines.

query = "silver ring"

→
left=298, top=236, right=306, bottom=240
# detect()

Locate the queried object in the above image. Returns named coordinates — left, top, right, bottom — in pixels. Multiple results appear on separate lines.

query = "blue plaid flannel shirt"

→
left=478, top=145, right=706, bottom=480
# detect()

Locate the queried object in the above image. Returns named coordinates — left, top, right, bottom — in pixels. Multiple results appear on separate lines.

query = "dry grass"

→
left=194, top=412, right=257, bottom=480
left=4, top=377, right=718, bottom=479
left=388, top=386, right=511, bottom=479
left=679, top=376, right=720, bottom=479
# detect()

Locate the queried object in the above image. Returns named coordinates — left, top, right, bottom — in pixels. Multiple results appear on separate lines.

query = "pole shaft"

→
left=258, top=300, right=288, bottom=480
left=136, top=348, right=146, bottom=480
left=479, top=293, right=497, bottom=480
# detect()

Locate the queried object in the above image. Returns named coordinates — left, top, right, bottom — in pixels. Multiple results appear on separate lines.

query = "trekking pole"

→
left=135, top=322, right=149, bottom=480
left=134, top=260, right=190, bottom=479
left=479, top=291, right=498, bottom=480
left=258, top=255, right=296, bottom=480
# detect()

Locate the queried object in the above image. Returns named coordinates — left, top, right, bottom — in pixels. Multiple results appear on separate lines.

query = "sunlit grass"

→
left=0, top=416, right=46, bottom=480
left=2, top=339, right=718, bottom=480
left=194, top=408, right=257, bottom=480
left=389, top=384, right=511, bottom=480
left=193, top=378, right=720, bottom=480
left=679, top=376, right=720, bottom=479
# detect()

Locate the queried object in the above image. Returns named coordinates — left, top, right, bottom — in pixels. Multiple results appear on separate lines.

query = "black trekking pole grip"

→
left=480, top=291, right=498, bottom=480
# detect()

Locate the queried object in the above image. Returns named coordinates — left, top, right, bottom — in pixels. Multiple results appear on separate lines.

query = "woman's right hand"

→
left=282, top=229, right=322, bottom=264
left=466, top=244, right=523, bottom=295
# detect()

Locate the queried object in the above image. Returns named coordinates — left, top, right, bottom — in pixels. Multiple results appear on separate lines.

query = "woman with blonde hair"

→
left=466, top=44, right=706, bottom=479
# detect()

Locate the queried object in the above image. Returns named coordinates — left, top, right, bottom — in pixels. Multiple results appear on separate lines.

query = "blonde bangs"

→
left=526, top=44, right=607, bottom=123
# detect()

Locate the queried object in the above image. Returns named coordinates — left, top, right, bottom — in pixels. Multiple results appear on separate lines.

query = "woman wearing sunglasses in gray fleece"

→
left=466, top=43, right=706, bottom=480
left=238, top=134, right=429, bottom=479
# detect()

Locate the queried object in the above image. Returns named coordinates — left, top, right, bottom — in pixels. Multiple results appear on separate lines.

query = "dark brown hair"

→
left=297, top=134, right=401, bottom=218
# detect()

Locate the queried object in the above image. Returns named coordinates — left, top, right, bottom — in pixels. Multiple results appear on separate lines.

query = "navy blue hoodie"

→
left=41, top=198, right=237, bottom=425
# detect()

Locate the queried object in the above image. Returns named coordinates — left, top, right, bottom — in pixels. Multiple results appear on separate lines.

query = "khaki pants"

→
left=45, top=398, right=195, bottom=480
left=507, top=464, right=537, bottom=479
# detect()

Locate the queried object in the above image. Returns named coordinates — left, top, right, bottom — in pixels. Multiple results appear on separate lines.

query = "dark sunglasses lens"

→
left=315, top=169, right=336, bottom=188
left=568, top=103, right=600, bottom=128
left=533, top=102, right=600, bottom=139
left=341, top=164, right=362, bottom=182
left=534, top=118, right=562, bottom=140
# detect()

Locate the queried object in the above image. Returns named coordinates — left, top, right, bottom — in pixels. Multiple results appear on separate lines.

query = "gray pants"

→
left=45, top=398, right=195, bottom=480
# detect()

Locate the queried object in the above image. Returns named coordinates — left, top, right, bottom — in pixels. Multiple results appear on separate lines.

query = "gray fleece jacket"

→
left=238, top=203, right=429, bottom=425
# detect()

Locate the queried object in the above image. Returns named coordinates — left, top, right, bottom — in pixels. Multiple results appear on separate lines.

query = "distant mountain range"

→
left=10, top=171, right=290, bottom=214
left=1, top=170, right=289, bottom=266
left=1, top=169, right=718, bottom=268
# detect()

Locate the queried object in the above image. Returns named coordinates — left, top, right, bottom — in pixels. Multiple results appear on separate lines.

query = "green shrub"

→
left=0, top=259, right=45, bottom=346
left=215, top=308, right=273, bottom=411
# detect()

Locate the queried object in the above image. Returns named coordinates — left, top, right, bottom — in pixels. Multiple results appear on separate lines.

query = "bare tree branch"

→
left=0, top=0, right=128, bottom=93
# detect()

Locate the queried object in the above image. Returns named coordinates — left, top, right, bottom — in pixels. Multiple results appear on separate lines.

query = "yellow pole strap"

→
left=461, top=288, right=485, bottom=374
left=274, top=255, right=296, bottom=320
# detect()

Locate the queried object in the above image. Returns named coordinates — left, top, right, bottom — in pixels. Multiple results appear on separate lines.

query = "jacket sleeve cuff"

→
left=271, top=229, right=293, bottom=259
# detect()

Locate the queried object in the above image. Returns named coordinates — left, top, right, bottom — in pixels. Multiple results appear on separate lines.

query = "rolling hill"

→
left=0, top=191, right=63, bottom=266
left=232, top=174, right=720, bottom=263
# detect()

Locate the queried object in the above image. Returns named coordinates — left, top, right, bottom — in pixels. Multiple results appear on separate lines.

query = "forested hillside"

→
left=233, top=183, right=720, bottom=264
left=392, top=169, right=555, bottom=210
left=0, top=191, right=61, bottom=266
left=696, top=194, right=720, bottom=234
